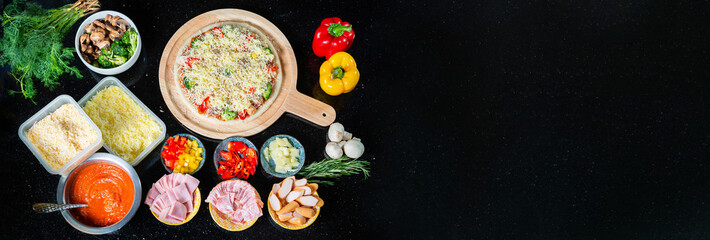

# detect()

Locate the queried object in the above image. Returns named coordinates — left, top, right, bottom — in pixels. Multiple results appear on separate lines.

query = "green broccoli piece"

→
left=120, top=28, right=139, bottom=56
left=110, top=42, right=129, bottom=57
left=107, top=55, right=127, bottom=66
left=221, top=109, right=237, bottom=120
left=262, top=82, right=272, bottom=99
left=100, top=47, right=113, bottom=56
left=97, top=54, right=113, bottom=68
left=183, top=77, right=193, bottom=89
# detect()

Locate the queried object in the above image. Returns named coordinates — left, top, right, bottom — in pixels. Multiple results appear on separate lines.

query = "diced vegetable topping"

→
left=183, top=77, right=193, bottom=89
left=161, top=136, right=203, bottom=174
left=217, top=141, right=257, bottom=179
left=263, top=82, right=272, bottom=99
left=221, top=109, right=237, bottom=120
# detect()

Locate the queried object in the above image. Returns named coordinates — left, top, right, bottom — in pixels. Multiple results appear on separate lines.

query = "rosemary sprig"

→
left=298, top=156, right=371, bottom=186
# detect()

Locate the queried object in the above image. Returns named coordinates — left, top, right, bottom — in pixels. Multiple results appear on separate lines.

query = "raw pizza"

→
left=177, top=24, right=280, bottom=121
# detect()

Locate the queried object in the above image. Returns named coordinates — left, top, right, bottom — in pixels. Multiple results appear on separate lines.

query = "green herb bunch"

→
left=0, top=0, right=100, bottom=103
left=298, top=156, right=371, bottom=186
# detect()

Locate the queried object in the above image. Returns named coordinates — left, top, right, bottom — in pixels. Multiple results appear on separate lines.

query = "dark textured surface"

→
left=2, top=0, right=710, bottom=239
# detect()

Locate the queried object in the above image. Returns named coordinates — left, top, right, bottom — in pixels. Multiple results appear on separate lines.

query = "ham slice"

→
left=205, top=179, right=263, bottom=224
left=145, top=187, right=158, bottom=205
left=185, top=201, right=193, bottom=214
left=173, top=184, right=191, bottom=203
left=145, top=173, right=199, bottom=224
left=168, top=202, right=187, bottom=222
left=184, top=175, right=200, bottom=193
left=154, top=181, right=166, bottom=195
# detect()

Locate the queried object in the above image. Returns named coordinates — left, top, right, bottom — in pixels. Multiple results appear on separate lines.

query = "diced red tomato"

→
left=248, top=87, right=255, bottom=94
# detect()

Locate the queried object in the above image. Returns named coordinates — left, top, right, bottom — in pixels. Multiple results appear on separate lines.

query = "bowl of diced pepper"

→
left=213, top=136, right=258, bottom=180
left=161, top=134, right=205, bottom=174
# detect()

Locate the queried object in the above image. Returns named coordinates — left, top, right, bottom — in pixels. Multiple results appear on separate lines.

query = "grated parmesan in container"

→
left=18, top=95, right=104, bottom=175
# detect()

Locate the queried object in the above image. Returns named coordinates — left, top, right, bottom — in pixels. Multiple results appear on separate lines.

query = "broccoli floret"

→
left=221, top=109, right=237, bottom=120
left=183, top=77, right=193, bottom=89
left=107, top=55, right=127, bottom=66
left=120, top=28, right=139, bottom=56
left=110, top=42, right=129, bottom=57
left=262, top=82, right=272, bottom=99
left=100, top=47, right=112, bottom=56
left=97, top=54, right=113, bottom=68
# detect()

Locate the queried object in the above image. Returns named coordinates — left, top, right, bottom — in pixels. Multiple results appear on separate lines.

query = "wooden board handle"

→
left=283, top=91, right=336, bottom=126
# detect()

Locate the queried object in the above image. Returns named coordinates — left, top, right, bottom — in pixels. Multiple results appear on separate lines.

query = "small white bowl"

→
left=75, top=10, right=142, bottom=75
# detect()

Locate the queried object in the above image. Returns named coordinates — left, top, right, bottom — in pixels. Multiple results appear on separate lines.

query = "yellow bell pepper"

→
left=319, top=52, right=360, bottom=96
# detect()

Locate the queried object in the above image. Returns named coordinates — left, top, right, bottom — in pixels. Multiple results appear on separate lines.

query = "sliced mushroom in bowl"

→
left=75, top=10, right=142, bottom=75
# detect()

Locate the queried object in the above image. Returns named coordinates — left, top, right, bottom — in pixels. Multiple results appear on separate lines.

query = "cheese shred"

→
left=83, top=86, right=161, bottom=162
left=27, top=104, right=98, bottom=170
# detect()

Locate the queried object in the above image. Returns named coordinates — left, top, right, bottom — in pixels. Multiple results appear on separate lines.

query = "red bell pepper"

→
left=312, top=17, right=355, bottom=59
left=198, top=97, right=210, bottom=114
left=221, top=170, right=236, bottom=179
left=228, top=141, right=247, bottom=152
left=238, top=110, right=248, bottom=120
left=212, top=27, right=224, bottom=37
left=185, top=57, right=200, bottom=67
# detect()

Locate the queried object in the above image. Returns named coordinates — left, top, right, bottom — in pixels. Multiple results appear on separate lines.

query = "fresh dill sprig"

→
left=297, top=156, right=371, bottom=186
left=0, top=0, right=100, bottom=103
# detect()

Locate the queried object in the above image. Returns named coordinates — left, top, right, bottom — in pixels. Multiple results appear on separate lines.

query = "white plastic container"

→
left=78, top=77, right=166, bottom=166
left=18, top=95, right=104, bottom=176
left=75, top=10, right=142, bottom=75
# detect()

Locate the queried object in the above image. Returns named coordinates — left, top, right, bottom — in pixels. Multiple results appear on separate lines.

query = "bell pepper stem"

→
left=328, top=23, right=352, bottom=37
left=331, top=66, right=345, bottom=79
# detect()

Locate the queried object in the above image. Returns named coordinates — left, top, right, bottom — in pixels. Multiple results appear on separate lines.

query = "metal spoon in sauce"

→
left=32, top=203, right=88, bottom=213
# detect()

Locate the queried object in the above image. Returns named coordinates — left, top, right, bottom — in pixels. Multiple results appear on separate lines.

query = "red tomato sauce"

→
left=67, top=162, right=134, bottom=227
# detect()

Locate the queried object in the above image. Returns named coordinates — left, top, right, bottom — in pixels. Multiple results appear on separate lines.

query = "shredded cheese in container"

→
left=83, top=86, right=161, bottom=162
left=27, top=104, right=98, bottom=170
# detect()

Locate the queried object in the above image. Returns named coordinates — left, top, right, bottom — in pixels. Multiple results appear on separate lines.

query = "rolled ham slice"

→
left=205, top=180, right=263, bottom=224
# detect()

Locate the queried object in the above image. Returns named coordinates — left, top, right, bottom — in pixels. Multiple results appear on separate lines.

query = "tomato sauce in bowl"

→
left=66, top=162, right=134, bottom=227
